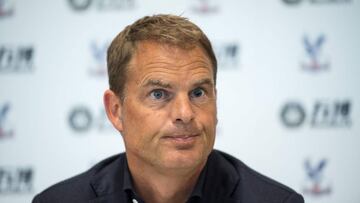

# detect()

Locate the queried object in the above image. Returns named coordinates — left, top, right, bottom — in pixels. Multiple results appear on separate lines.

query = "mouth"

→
left=163, top=134, right=199, bottom=140
left=161, top=134, right=200, bottom=148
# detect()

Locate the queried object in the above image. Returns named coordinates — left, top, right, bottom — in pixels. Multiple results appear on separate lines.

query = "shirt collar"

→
left=122, top=155, right=134, bottom=192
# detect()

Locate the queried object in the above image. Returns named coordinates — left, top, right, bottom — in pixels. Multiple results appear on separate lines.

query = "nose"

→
left=171, top=93, right=195, bottom=124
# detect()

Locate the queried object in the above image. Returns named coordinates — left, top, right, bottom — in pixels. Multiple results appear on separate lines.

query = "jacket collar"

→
left=201, top=150, right=241, bottom=201
left=88, top=150, right=241, bottom=203
left=89, top=153, right=127, bottom=202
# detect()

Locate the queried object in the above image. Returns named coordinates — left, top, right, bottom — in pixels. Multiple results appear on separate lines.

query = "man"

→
left=33, top=14, right=304, bottom=203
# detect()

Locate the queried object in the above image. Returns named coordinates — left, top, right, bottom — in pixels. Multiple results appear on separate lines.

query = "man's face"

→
left=120, top=41, right=217, bottom=171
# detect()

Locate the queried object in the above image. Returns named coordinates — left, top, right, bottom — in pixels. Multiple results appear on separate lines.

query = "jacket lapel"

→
left=89, top=153, right=128, bottom=203
left=201, top=150, right=242, bottom=203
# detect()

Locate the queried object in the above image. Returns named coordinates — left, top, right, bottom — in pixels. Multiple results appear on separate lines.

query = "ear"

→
left=103, top=89, right=124, bottom=132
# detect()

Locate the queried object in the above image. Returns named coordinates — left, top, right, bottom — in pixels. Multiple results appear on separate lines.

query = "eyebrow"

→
left=192, top=78, right=214, bottom=88
left=142, top=78, right=214, bottom=89
left=143, top=79, right=172, bottom=89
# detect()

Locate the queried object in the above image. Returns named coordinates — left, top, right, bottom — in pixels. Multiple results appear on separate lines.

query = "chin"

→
left=160, top=148, right=208, bottom=170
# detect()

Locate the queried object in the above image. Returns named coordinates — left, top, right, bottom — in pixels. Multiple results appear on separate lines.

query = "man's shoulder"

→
left=209, top=150, right=304, bottom=203
left=32, top=153, right=125, bottom=203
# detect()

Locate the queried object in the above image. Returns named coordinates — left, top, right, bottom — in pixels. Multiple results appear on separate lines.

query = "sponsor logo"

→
left=68, top=105, right=113, bottom=132
left=0, top=46, right=35, bottom=73
left=280, top=100, right=352, bottom=128
left=301, top=35, right=330, bottom=72
left=68, top=0, right=135, bottom=11
left=302, top=158, right=332, bottom=196
left=0, top=103, right=14, bottom=140
left=190, top=0, right=219, bottom=14
left=0, top=0, right=14, bottom=17
left=88, top=40, right=109, bottom=77
left=213, top=42, right=240, bottom=70
left=0, top=167, right=34, bottom=194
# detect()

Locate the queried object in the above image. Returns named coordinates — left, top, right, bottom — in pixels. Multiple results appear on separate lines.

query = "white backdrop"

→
left=0, top=0, right=359, bottom=202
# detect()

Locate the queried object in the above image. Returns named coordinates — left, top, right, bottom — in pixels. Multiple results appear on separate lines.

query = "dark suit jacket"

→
left=33, top=150, right=304, bottom=203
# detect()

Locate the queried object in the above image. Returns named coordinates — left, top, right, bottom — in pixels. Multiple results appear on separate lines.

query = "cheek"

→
left=123, top=104, right=167, bottom=143
left=200, top=103, right=217, bottom=122
left=199, top=106, right=217, bottom=135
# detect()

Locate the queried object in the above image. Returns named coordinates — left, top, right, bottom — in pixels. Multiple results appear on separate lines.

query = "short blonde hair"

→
left=107, top=14, right=217, bottom=99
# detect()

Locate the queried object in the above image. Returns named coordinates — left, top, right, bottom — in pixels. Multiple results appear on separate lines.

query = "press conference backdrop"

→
left=1, top=0, right=359, bottom=202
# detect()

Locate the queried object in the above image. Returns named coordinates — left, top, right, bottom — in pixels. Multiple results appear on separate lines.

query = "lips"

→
left=162, top=134, right=199, bottom=140
left=161, top=134, right=200, bottom=148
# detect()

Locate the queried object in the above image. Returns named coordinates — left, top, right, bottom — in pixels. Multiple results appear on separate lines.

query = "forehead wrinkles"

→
left=127, top=42, right=213, bottom=86
left=137, top=61, right=212, bottom=87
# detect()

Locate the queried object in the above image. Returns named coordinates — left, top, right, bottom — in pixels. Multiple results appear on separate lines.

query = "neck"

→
left=126, top=154, right=206, bottom=203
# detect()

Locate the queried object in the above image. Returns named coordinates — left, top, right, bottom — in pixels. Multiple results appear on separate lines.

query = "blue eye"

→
left=150, top=89, right=166, bottom=100
left=191, top=88, right=205, bottom=98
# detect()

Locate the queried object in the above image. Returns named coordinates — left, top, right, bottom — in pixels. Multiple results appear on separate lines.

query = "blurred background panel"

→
left=0, top=0, right=359, bottom=202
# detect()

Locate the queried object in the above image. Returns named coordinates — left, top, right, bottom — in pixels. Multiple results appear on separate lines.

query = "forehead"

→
left=134, top=41, right=210, bottom=63
left=129, top=41, right=212, bottom=72
left=128, top=41, right=213, bottom=80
